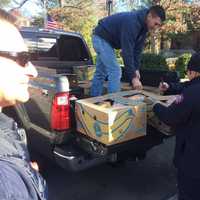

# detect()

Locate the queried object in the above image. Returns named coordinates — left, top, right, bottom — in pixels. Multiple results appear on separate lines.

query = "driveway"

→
left=42, top=137, right=177, bottom=200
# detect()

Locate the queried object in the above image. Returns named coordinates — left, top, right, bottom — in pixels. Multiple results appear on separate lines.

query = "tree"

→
left=31, top=15, right=43, bottom=27
left=30, top=0, right=108, bottom=51
left=148, top=1, right=200, bottom=52
left=155, top=0, right=189, bottom=34
left=113, top=0, right=193, bottom=53
left=185, top=3, right=200, bottom=30
left=0, top=0, right=11, bottom=8
left=144, top=0, right=191, bottom=52
left=9, top=0, right=31, bottom=9
left=113, top=0, right=151, bottom=12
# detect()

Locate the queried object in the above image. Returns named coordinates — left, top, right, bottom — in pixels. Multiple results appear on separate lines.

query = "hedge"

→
left=140, top=53, right=168, bottom=71
left=175, top=53, right=192, bottom=78
left=93, top=53, right=185, bottom=74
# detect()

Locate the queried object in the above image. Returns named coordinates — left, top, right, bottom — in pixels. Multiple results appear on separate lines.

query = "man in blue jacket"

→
left=91, top=5, right=166, bottom=96
left=0, top=9, right=47, bottom=200
left=153, top=53, right=200, bottom=200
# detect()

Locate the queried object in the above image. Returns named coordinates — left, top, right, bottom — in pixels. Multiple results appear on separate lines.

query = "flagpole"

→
left=106, top=0, right=113, bottom=16
left=44, top=0, right=47, bottom=28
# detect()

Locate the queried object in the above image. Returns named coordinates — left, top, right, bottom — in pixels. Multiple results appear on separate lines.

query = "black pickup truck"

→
left=3, top=27, right=167, bottom=171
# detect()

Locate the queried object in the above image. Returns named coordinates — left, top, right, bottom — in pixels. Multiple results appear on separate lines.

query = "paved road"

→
left=42, top=137, right=177, bottom=200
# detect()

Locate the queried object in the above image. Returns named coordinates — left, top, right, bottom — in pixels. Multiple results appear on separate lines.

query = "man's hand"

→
left=132, top=77, right=143, bottom=90
left=134, top=70, right=141, bottom=79
left=159, top=81, right=169, bottom=92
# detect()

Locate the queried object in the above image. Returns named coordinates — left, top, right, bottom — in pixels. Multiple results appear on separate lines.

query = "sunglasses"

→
left=0, top=51, right=31, bottom=67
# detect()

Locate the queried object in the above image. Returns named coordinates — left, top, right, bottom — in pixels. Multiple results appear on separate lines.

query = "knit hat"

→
left=187, top=53, right=200, bottom=73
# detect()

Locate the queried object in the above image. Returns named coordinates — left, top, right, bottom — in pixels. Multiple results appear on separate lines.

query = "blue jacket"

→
left=153, top=77, right=200, bottom=178
left=94, top=9, right=148, bottom=81
left=0, top=113, right=47, bottom=200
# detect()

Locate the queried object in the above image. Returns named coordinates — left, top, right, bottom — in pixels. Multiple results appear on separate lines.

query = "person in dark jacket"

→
left=0, top=9, right=47, bottom=200
left=91, top=5, right=166, bottom=96
left=153, top=53, right=200, bottom=200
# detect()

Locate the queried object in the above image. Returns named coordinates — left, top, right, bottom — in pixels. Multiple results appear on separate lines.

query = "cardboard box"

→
left=143, top=92, right=175, bottom=135
left=76, top=90, right=175, bottom=146
left=105, top=90, right=175, bottom=135
left=73, top=65, right=95, bottom=81
left=119, top=90, right=175, bottom=135
left=75, top=91, right=147, bottom=146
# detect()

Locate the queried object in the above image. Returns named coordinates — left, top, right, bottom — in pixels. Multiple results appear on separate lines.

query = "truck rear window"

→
left=37, top=37, right=58, bottom=59
left=21, top=31, right=90, bottom=62
left=58, top=35, right=89, bottom=61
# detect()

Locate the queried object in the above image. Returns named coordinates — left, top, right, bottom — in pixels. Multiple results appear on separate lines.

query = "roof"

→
left=20, top=26, right=82, bottom=38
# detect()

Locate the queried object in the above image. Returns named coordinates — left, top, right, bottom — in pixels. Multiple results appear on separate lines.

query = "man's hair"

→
left=149, top=5, right=166, bottom=22
left=0, top=8, right=16, bottom=25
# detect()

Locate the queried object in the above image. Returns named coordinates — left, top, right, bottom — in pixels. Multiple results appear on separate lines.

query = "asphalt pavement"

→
left=42, top=137, right=177, bottom=200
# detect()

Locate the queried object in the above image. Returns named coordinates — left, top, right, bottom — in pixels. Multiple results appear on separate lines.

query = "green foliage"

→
left=94, top=53, right=169, bottom=71
left=140, top=53, right=168, bottom=71
left=175, top=53, right=191, bottom=78
left=30, top=0, right=101, bottom=63
left=48, top=0, right=97, bottom=52
left=80, top=16, right=97, bottom=52
left=80, top=16, right=97, bottom=65
left=0, top=0, right=10, bottom=8
left=31, top=16, right=43, bottom=27
left=92, top=55, right=97, bottom=64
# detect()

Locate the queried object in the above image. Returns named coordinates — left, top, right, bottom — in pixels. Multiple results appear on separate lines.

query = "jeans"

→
left=90, top=35, right=121, bottom=96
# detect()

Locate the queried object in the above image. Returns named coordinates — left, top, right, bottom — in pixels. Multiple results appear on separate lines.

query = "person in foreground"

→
left=154, top=53, right=200, bottom=200
left=0, top=8, right=47, bottom=200
left=91, top=5, right=166, bottom=96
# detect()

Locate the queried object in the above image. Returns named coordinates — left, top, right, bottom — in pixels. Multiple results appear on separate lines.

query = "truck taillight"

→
left=51, top=92, right=70, bottom=131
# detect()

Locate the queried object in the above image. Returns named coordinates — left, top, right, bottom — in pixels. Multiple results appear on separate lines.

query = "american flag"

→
left=45, top=14, right=59, bottom=30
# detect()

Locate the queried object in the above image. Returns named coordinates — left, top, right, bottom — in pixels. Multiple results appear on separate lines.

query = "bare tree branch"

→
left=12, top=0, right=30, bottom=9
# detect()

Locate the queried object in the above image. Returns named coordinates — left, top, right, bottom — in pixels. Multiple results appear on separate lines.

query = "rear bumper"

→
left=53, top=143, right=108, bottom=172
left=77, top=125, right=167, bottom=156
left=53, top=126, right=167, bottom=172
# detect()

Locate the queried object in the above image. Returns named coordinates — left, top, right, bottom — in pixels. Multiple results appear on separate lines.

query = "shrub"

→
left=92, top=54, right=97, bottom=64
left=175, top=53, right=192, bottom=78
left=140, top=53, right=168, bottom=71
left=93, top=53, right=169, bottom=71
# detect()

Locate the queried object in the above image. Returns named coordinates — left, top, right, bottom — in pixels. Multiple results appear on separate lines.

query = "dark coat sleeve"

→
left=164, top=81, right=190, bottom=95
left=153, top=89, right=193, bottom=126
left=121, top=20, right=144, bottom=81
